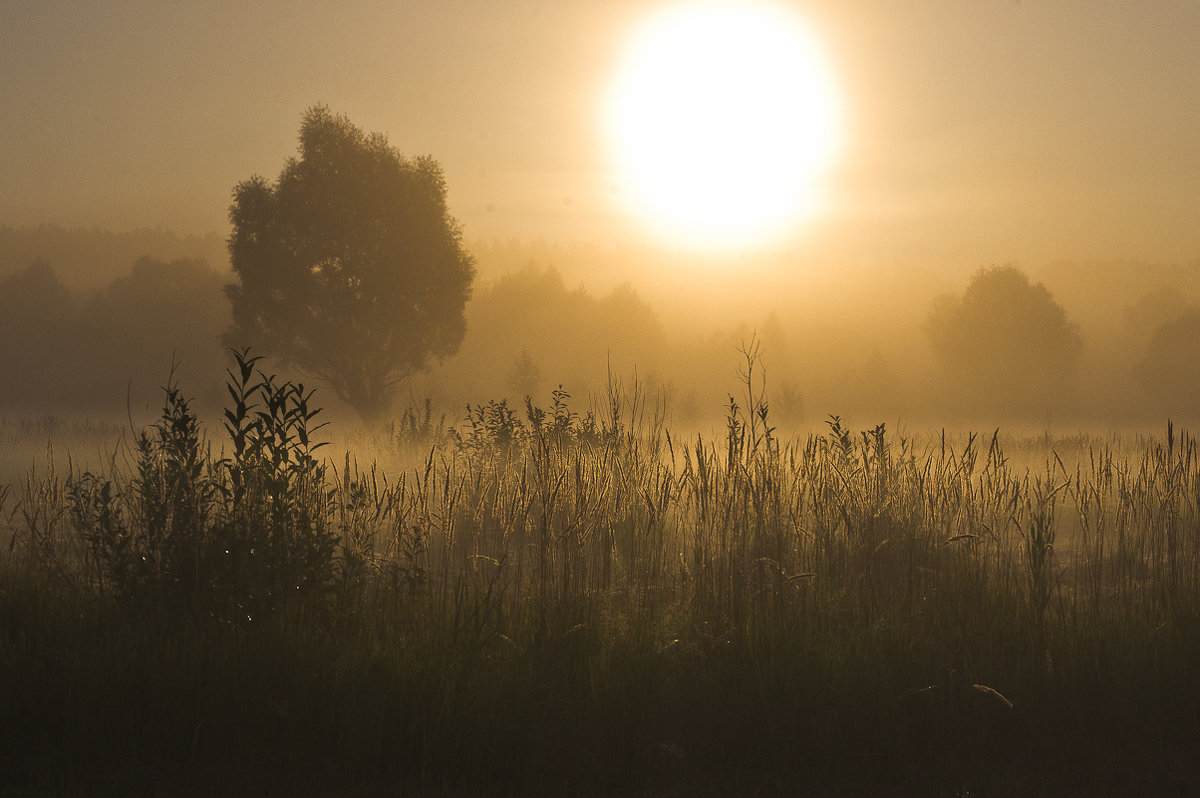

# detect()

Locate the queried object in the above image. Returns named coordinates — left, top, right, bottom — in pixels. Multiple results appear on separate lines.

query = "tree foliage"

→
left=0, top=256, right=229, bottom=410
left=1123, top=285, right=1192, bottom=350
left=0, top=224, right=226, bottom=291
left=226, top=105, right=475, bottom=422
left=84, top=256, right=229, bottom=391
left=1136, top=308, right=1200, bottom=407
left=926, top=265, right=1082, bottom=414
left=453, top=264, right=666, bottom=401
left=0, top=260, right=78, bottom=404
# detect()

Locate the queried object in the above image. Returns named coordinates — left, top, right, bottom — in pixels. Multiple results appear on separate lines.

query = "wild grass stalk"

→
left=3, top=353, right=1200, bottom=793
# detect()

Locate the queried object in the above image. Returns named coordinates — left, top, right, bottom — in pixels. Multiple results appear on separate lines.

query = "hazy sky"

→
left=3, top=0, right=1198, bottom=268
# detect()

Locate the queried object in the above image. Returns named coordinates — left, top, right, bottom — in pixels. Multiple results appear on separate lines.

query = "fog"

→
left=1, top=1, right=1198, bottom=434
left=2, top=225, right=1198, bottom=438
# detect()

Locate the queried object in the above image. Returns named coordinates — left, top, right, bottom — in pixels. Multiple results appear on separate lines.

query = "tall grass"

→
left=2, top=350, right=1199, bottom=794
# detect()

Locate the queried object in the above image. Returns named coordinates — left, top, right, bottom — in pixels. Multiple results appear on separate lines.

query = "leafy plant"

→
left=67, top=350, right=335, bottom=623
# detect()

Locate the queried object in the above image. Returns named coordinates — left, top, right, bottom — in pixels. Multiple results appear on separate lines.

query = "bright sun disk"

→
left=605, top=0, right=843, bottom=252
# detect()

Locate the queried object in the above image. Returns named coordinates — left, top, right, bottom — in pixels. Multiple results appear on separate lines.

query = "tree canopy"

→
left=226, top=105, right=475, bottom=422
left=1137, top=308, right=1200, bottom=409
left=926, top=265, right=1082, bottom=416
left=0, top=256, right=229, bottom=411
left=451, top=264, right=666, bottom=402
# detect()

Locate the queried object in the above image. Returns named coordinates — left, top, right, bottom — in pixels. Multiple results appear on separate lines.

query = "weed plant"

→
left=2, top=349, right=1199, bottom=795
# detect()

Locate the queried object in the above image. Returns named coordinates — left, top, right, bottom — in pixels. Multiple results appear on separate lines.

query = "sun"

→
left=605, top=0, right=843, bottom=252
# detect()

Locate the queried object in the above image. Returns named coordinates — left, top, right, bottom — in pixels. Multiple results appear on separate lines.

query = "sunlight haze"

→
left=7, top=5, right=1200, bottom=792
left=2, top=1, right=1198, bottom=265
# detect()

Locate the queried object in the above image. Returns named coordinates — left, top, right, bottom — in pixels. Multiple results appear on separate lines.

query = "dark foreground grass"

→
left=2, top=358, right=1200, bottom=795
left=3, top=568, right=1197, bottom=797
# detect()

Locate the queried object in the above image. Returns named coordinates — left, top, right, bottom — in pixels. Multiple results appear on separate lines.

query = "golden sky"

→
left=2, top=1, right=1198, bottom=268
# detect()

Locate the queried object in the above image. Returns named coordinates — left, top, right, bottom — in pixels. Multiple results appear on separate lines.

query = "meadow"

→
left=2, top=350, right=1199, bottom=796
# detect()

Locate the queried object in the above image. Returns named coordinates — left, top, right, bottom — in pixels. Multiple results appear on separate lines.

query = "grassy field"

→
left=2, top=355, right=1199, bottom=795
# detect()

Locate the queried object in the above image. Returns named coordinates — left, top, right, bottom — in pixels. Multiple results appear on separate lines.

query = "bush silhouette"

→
left=69, top=350, right=335, bottom=624
left=926, top=265, right=1082, bottom=416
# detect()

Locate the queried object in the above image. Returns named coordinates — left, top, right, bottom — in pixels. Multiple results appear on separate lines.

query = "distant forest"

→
left=2, top=224, right=1200, bottom=430
left=0, top=225, right=228, bottom=291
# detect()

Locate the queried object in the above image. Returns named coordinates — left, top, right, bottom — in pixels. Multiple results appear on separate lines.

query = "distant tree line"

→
left=3, top=244, right=1200, bottom=425
left=0, top=256, right=229, bottom=413
left=3, top=99, right=1200, bottom=427
left=0, top=224, right=226, bottom=291
left=0, top=250, right=669, bottom=423
left=438, top=263, right=667, bottom=405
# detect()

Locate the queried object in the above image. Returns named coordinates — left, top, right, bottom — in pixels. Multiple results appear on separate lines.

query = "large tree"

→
left=226, top=105, right=475, bottom=422
left=926, top=265, right=1082, bottom=416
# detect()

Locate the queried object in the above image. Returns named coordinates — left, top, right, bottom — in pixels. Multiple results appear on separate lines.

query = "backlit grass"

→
left=2, top=351, right=1199, bottom=795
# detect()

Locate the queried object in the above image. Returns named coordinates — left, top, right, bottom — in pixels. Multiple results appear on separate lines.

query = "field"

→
left=2, top=357, right=1199, bottom=796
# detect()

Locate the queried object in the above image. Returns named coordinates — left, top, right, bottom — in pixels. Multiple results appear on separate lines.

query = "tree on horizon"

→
left=226, top=105, right=475, bottom=423
left=926, top=264, right=1083, bottom=417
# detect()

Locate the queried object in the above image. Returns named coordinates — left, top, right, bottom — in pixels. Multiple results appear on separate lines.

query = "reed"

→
left=2, top=352, right=1199, bottom=794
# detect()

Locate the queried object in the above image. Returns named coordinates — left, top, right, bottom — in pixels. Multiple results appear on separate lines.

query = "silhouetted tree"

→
left=0, top=259, right=73, bottom=325
left=1123, top=285, right=1193, bottom=350
left=82, top=256, right=229, bottom=402
left=0, top=256, right=233, bottom=411
left=926, top=265, right=1082, bottom=416
left=1136, top=309, right=1200, bottom=410
left=453, top=264, right=665, bottom=400
left=0, top=259, right=79, bottom=405
left=226, top=105, right=475, bottom=423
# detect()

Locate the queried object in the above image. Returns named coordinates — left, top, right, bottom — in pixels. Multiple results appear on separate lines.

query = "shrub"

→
left=67, top=350, right=334, bottom=624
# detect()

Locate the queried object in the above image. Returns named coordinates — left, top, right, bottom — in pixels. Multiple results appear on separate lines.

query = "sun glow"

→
left=605, top=1, right=843, bottom=252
